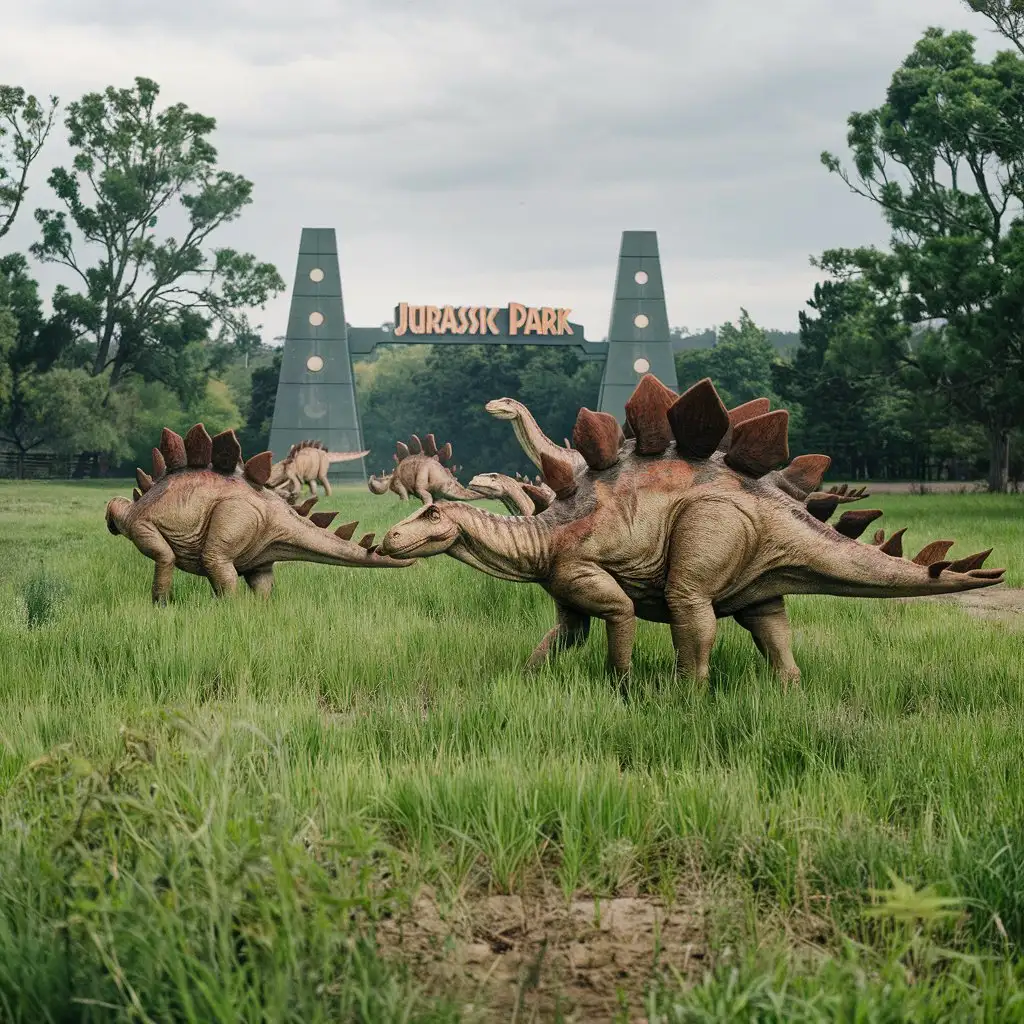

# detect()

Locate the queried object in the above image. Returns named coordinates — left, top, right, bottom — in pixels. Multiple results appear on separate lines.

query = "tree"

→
left=964, top=0, right=1024, bottom=52
left=30, top=77, right=284, bottom=395
left=820, top=28, right=1024, bottom=490
left=0, top=86, right=58, bottom=240
left=675, top=309, right=782, bottom=409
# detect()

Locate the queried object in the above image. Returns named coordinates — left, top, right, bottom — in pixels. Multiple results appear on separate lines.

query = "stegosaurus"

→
left=268, top=439, right=368, bottom=502
left=105, top=424, right=413, bottom=603
left=380, top=376, right=1005, bottom=686
left=368, top=433, right=480, bottom=504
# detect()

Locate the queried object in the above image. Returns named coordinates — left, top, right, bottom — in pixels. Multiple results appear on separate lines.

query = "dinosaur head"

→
left=484, top=398, right=520, bottom=420
left=266, top=460, right=288, bottom=488
left=379, top=502, right=459, bottom=558
left=467, top=472, right=508, bottom=499
left=367, top=472, right=392, bottom=494
left=105, top=496, right=132, bottom=536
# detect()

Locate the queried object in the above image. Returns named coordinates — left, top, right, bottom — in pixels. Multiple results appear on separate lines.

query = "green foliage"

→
left=675, top=309, right=783, bottom=409
left=820, top=26, right=1024, bottom=489
left=0, top=482, right=1022, bottom=1014
left=356, top=343, right=602, bottom=477
left=0, top=85, right=58, bottom=239
left=29, top=76, right=285, bottom=391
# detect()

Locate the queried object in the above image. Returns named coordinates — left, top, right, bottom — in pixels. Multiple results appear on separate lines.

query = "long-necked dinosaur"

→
left=267, top=440, right=368, bottom=501
left=484, top=396, right=871, bottom=510
left=467, top=472, right=556, bottom=515
left=367, top=433, right=481, bottom=504
left=381, top=376, right=1005, bottom=687
left=105, top=425, right=413, bottom=603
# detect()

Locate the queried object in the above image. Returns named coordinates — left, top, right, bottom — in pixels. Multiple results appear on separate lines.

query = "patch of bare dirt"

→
left=901, top=586, right=1024, bottom=624
left=377, top=884, right=710, bottom=1021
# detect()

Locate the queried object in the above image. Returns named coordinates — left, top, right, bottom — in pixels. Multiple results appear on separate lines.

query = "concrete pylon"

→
left=596, top=231, right=679, bottom=424
left=267, top=228, right=366, bottom=483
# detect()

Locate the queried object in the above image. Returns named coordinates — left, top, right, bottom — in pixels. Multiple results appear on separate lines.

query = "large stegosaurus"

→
left=379, top=375, right=1005, bottom=686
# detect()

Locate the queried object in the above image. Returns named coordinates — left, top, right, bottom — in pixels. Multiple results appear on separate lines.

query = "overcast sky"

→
left=0, top=0, right=1001, bottom=341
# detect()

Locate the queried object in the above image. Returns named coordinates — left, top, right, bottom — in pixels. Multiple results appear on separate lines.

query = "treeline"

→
left=3, top=3, right=1024, bottom=491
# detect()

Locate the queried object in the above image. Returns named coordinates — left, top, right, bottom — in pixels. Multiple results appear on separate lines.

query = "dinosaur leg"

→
left=525, top=600, right=591, bottom=672
left=393, top=479, right=410, bottom=500
left=550, top=567, right=635, bottom=691
left=414, top=469, right=434, bottom=505
left=243, top=566, right=275, bottom=598
left=665, top=597, right=719, bottom=685
left=318, top=474, right=332, bottom=498
left=202, top=558, right=239, bottom=597
left=732, top=598, right=800, bottom=688
left=308, top=478, right=319, bottom=498
left=129, top=523, right=176, bottom=605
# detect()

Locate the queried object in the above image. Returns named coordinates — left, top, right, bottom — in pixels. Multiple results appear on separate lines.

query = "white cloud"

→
left=0, top=0, right=996, bottom=338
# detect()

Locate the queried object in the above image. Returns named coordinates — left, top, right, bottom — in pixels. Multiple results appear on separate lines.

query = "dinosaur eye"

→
left=426, top=505, right=441, bottom=520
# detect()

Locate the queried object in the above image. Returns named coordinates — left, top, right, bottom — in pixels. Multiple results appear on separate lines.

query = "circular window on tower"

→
left=633, top=313, right=650, bottom=329
left=309, top=267, right=325, bottom=283
left=634, top=270, right=649, bottom=285
left=633, top=357, right=650, bottom=374
left=306, top=355, right=324, bottom=372
left=309, top=311, right=325, bottom=327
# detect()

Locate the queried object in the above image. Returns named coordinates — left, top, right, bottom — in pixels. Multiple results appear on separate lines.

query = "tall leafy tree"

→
left=0, top=85, right=58, bottom=240
left=820, top=27, right=1024, bottom=490
left=30, top=77, right=284, bottom=394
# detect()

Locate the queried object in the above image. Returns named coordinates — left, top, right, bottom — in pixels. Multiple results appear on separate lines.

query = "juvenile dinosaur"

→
left=467, top=471, right=556, bottom=515
left=105, top=424, right=413, bottom=603
left=367, top=433, right=481, bottom=504
left=381, top=376, right=1005, bottom=687
left=267, top=439, right=369, bottom=501
left=484, top=396, right=872, bottom=514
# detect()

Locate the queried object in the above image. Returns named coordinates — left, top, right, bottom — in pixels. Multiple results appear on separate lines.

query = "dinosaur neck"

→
left=498, top=481, right=535, bottom=515
left=442, top=503, right=553, bottom=581
left=509, top=403, right=581, bottom=471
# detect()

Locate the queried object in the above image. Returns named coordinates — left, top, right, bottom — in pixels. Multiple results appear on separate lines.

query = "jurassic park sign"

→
left=393, top=302, right=574, bottom=337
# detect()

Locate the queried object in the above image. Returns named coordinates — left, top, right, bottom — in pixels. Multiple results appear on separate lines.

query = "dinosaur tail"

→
left=787, top=515, right=1005, bottom=600
left=441, top=481, right=489, bottom=501
left=270, top=515, right=414, bottom=568
left=327, top=450, right=370, bottom=463
left=367, top=473, right=391, bottom=494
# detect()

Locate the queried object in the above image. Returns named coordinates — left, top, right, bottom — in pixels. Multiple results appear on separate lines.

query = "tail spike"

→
left=310, top=511, right=339, bottom=529
left=540, top=451, right=577, bottom=499
left=928, top=561, right=952, bottom=578
left=184, top=423, right=213, bottom=468
left=911, top=540, right=955, bottom=566
left=159, top=428, right=187, bottom=471
left=879, top=528, right=907, bottom=557
left=335, top=521, right=358, bottom=541
left=295, top=497, right=318, bottom=517
left=396, top=441, right=410, bottom=460
left=724, top=410, right=790, bottom=477
left=624, top=374, right=678, bottom=455
left=358, top=532, right=376, bottom=549
left=572, top=408, right=623, bottom=470
left=243, top=452, right=273, bottom=486
left=948, top=549, right=993, bottom=573
left=806, top=494, right=840, bottom=522
left=423, top=433, right=438, bottom=457
left=211, top=430, right=242, bottom=474
left=781, top=454, right=832, bottom=494
left=564, top=438, right=572, bottom=449
left=151, top=447, right=166, bottom=479
left=135, top=467, right=153, bottom=493
left=408, top=434, right=422, bottom=454
left=833, top=508, right=884, bottom=539
left=132, top=487, right=141, bottom=502
left=666, top=378, right=730, bottom=459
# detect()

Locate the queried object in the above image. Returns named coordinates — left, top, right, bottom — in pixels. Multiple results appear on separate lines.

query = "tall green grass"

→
left=0, top=480, right=1022, bottom=1020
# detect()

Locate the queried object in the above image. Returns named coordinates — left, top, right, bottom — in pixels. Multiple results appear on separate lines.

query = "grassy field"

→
left=1, top=478, right=1023, bottom=1022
